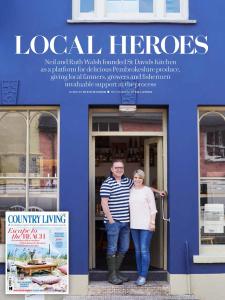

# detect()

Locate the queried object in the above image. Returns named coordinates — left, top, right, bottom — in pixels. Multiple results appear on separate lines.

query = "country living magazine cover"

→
left=6, top=212, right=68, bottom=294
left=1, top=1, right=225, bottom=300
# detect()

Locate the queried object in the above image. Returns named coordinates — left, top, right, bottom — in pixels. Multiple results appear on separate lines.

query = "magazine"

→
left=5, top=211, right=68, bottom=294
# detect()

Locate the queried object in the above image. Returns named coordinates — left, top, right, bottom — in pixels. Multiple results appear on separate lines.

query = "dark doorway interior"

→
left=94, top=136, right=162, bottom=271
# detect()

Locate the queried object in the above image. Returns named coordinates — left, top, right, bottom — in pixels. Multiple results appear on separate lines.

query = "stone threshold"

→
left=88, top=280, right=170, bottom=296
left=64, top=296, right=199, bottom=300
left=89, top=270, right=168, bottom=281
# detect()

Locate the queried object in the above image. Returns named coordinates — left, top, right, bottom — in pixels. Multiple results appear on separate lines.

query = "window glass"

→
left=80, top=0, right=94, bottom=12
left=75, top=0, right=188, bottom=21
left=0, top=179, right=26, bottom=244
left=139, top=0, right=153, bottom=13
left=166, top=0, right=180, bottom=13
left=199, top=111, right=225, bottom=245
left=30, top=112, right=58, bottom=177
left=0, top=112, right=26, bottom=177
left=107, top=0, right=138, bottom=13
left=0, top=109, right=59, bottom=245
left=107, top=0, right=153, bottom=13
left=92, top=112, right=162, bottom=132
left=29, top=179, right=57, bottom=211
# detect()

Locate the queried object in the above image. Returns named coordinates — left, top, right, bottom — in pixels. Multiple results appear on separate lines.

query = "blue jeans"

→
left=131, top=229, right=153, bottom=278
left=105, top=221, right=130, bottom=256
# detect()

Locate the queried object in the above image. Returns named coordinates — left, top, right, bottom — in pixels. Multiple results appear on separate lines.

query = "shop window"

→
left=72, top=0, right=189, bottom=22
left=92, top=111, right=163, bottom=132
left=199, top=110, right=225, bottom=252
left=0, top=109, right=59, bottom=249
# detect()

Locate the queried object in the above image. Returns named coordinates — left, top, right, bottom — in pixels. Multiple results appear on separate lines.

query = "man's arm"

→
left=101, top=197, right=115, bottom=224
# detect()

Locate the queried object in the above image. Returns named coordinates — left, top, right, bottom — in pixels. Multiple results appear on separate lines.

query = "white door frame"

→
left=89, top=108, right=168, bottom=269
left=144, top=137, right=164, bottom=269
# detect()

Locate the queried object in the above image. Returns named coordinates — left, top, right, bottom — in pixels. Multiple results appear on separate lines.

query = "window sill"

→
left=193, top=255, right=225, bottom=264
left=67, top=19, right=197, bottom=24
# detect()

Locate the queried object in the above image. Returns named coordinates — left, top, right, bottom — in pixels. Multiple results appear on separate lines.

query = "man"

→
left=100, top=159, right=166, bottom=285
left=100, top=160, right=131, bottom=285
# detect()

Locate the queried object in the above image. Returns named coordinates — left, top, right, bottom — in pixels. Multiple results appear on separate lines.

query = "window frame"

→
left=0, top=106, right=60, bottom=262
left=71, top=0, right=190, bottom=23
left=196, top=107, right=225, bottom=261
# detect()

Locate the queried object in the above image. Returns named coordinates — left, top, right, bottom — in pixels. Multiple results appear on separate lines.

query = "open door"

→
left=144, top=137, right=164, bottom=269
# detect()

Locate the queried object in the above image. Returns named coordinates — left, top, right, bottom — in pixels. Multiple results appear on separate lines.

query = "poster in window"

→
left=204, top=204, right=224, bottom=234
left=5, top=211, right=69, bottom=294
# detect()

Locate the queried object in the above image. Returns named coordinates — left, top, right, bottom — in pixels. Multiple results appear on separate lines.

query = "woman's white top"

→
left=129, top=186, right=157, bottom=230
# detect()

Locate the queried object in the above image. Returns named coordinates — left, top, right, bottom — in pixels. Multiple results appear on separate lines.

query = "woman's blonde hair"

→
left=133, top=169, right=145, bottom=181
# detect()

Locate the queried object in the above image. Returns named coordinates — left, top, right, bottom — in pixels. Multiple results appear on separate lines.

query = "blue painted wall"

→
left=1, top=0, right=225, bottom=275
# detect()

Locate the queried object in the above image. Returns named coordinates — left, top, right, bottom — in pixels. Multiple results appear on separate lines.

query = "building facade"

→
left=1, top=1, right=225, bottom=299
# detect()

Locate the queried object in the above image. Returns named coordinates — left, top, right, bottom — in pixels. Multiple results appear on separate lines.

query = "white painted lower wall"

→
left=169, top=273, right=225, bottom=300
left=1, top=273, right=225, bottom=299
left=0, top=275, right=88, bottom=300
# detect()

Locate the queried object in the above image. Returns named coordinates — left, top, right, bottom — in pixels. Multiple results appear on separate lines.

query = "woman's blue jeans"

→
left=105, top=221, right=130, bottom=256
left=131, top=229, right=153, bottom=278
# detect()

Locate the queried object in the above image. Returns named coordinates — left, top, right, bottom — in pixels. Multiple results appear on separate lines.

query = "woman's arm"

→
left=149, top=213, right=156, bottom=231
left=147, top=188, right=158, bottom=231
left=151, top=187, right=167, bottom=197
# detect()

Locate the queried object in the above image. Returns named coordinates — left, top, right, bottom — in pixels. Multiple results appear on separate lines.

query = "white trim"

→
left=198, top=107, right=225, bottom=257
left=92, top=131, right=164, bottom=136
left=170, top=273, right=225, bottom=300
left=68, top=19, right=196, bottom=23
left=89, top=107, right=168, bottom=270
left=193, top=254, right=225, bottom=263
left=70, top=0, right=192, bottom=23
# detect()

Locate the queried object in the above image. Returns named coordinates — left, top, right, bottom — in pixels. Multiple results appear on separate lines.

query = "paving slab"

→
left=64, top=296, right=199, bottom=300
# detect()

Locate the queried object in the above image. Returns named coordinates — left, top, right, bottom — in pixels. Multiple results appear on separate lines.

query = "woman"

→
left=130, top=169, right=157, bottom=286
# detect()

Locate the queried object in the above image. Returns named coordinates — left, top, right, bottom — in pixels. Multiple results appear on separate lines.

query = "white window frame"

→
left=0, top=106, right=60, bottom=262
left=194, top=107, right=225, bottom=263
left=70, top=0, right=191, bottom=23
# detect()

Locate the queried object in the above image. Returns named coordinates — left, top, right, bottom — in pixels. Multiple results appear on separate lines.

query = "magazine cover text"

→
left=5, top=211, right=68, bottom=294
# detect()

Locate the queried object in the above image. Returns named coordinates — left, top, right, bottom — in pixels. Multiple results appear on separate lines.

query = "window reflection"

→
left=107, top=0, right=153, bottom=13
left=92, top=112, right=162, bottom=132
left=166, top=0, right=180, bottom=13
left=30, top=113, right=58, bottom=177
left=199, top=111, right=225, bottom=245
left=0, top=109, right=59, bottom=245
left=80, top=0, right=94, bottom=12
left=0, top=179, right=26, bottom=244
left=0, top=113, right=26, bottom=177
left=29, top=179, right=57, bottom=212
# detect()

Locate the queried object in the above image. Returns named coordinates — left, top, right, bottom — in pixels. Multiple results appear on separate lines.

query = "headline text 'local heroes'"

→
left=16, top=35, right=208, bottom=55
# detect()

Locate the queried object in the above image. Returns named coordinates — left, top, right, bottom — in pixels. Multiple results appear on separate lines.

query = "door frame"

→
left=144, top=137, right=164, bottom=269
left=89, top=107, right=168, bottom=269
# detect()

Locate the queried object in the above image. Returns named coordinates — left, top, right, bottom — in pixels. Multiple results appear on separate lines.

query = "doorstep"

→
left=64, top=280, right=199, bottom=299
left=88, top=280, right=170, bottom=296
left=64, top=295, right=199, bottom=300
left=89, top=270, right=168, bottom=281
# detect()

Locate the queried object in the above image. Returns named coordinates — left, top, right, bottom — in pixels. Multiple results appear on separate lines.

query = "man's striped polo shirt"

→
left=100, top=175, right=133, bottom=223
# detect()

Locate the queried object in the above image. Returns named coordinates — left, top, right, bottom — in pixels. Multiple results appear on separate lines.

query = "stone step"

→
left=88, top=281, right=170, bottom=296
left=89, top=271, right=167, bottom=281
left=64, top=281, right=199, bottom=300
left=64, top=296, right=199, bottom=300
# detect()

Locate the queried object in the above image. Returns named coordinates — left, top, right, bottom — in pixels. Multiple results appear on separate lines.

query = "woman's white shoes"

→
left=135, top=276, right=146, bottom=286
